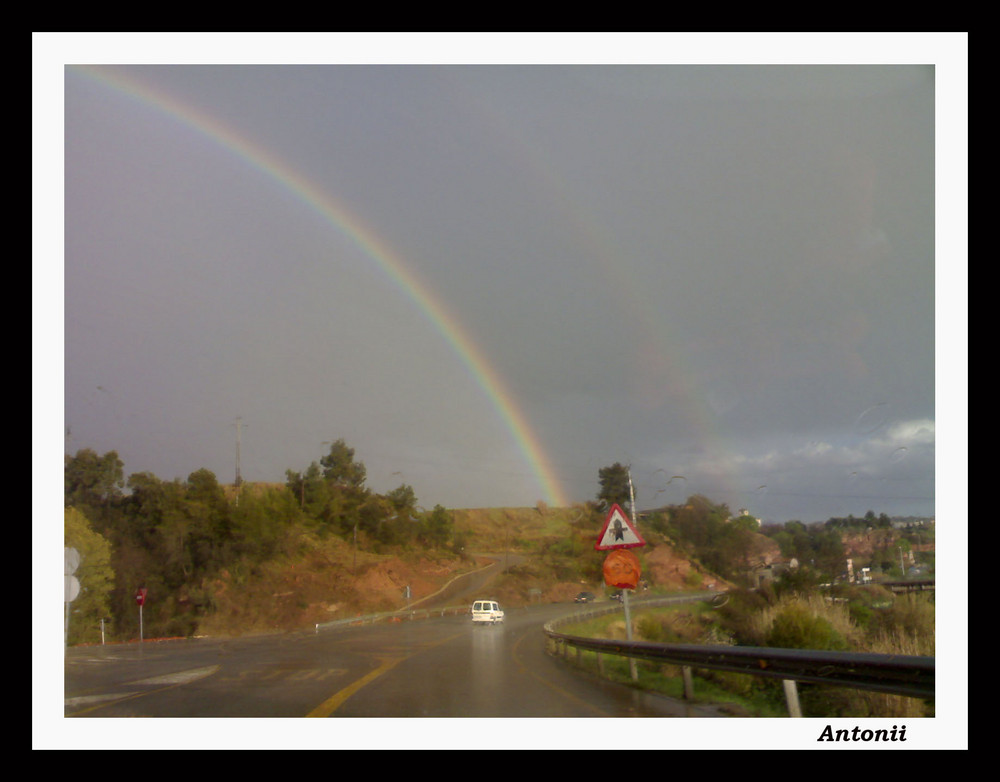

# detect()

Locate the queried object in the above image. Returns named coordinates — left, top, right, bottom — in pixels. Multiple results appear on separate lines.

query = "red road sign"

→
left=595, top=503, right=645, bottom=550
left=135, top=588, right=147, bottom=606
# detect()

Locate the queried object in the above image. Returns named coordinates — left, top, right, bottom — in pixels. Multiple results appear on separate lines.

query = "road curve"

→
left=406, top=552, right=521, bottom=610
left=64, top=600, right=727, bottom=721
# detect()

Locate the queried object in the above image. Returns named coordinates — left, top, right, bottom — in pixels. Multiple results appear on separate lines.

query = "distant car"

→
left=471, top=599, right=505, bottom=624
left=609, top=591, right=623, bottom=602
left=574, top=591, right=596, bottom=603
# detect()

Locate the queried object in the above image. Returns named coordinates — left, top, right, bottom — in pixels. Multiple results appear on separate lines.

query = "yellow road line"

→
left=306, top=631, right=465, bottom=717
left=305, top=656, right=405, bottom=717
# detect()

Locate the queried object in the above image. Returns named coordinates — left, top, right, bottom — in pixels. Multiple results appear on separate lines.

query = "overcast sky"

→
left=42, top=35, right=965, bottom=525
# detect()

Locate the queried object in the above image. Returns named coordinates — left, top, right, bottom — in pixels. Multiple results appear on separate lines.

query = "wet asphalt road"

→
left=64, top=601, right=726, bottom=720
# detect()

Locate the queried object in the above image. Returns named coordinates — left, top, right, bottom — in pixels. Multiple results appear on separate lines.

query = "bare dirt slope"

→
left=197, top=506, right=729, bottom=636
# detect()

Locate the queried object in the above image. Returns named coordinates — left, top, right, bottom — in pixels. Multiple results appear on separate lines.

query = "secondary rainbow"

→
left=70, top=65, right=569, bottom=507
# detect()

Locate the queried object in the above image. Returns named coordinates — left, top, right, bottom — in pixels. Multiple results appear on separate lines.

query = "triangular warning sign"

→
left=595, top=503, right=645, bottom=550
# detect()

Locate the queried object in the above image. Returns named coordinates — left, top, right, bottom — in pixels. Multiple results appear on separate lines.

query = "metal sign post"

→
left=595, top=505, right=645, bottom=682
left=623, top=468, right=640, bottom=679
left=622, top=590, right=637, bottom=682
left=65, top=548, right=81, bottom=648
left=136, top=588, right=147, bottom=642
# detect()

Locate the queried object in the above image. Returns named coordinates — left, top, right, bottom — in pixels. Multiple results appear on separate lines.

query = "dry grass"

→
left=744, top=592, right=935, bottom=717
left=740, top=594, right=861, bottom=648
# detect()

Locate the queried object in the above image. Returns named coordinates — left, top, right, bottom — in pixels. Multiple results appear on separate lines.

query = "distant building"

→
left=890, top=518, right=935, bottom=530
left=751, top=560, right=794, bottom=588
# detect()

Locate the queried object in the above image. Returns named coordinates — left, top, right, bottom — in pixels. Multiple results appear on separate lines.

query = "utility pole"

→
left=234, top=417, right=244, bottom=506
left=625, top=465, right=638, bottom=682
left=627, top=466, right=637, bottom=525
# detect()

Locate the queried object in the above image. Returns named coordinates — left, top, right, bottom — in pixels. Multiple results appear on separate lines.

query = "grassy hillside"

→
left=195, top=504, right=728, bottom=637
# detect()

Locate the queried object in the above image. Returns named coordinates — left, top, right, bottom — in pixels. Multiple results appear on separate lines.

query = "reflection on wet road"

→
left=64, top=603, right=723, bottom=719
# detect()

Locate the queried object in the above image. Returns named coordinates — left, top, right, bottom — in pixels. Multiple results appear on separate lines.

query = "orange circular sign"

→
left=603, top=549, right=641, bottom=589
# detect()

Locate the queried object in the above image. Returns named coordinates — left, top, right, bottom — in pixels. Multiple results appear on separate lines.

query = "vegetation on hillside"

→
left=558, top=481, right=936, bottom=717
left=563, top=585, right=935, bottom=717
left=63, top=443, right=933, bottom=651
left=63, top=441, right=464, bottom=643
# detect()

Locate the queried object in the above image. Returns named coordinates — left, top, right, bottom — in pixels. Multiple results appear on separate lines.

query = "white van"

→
left=471, top=599, right=505, bottom=624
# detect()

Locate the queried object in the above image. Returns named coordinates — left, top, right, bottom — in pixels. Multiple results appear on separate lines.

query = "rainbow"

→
left=68, top=65, right=570, bottom=507
left=457, top=90, right=732, bottom=500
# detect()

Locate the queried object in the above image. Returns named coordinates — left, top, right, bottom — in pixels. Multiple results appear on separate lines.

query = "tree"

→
left=357, top=493, right=395, bottom=545
left=418, top=505, right=453, bottom=548
left=65, top=507, right=114, bottom=645
left=375, top=485, right=421, bottom=547
left=64, top=448, right=125, bottom=519
left=179, top=468, right=233, bottom=575
left=386, top=484, right=418, bottom=515
left=731, top=514, right=760, bottom=533
left=286, top=462, right=331, bottom=517
left=597, top=462, right=633, bottom=511
left=230, top=485, right=298, bottom=561
left=812, top=527, right=847, bottom=579
left=320, top=439, right=367, bottom=489
left=770, top=521, right=812, bottom=562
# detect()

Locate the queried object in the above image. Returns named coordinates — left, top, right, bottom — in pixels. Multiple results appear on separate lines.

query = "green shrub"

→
left=765, top=603, right=848, bottom=651
left=848, top=601, right=876, bottom=630
left=716, top=588, right=772, bottom=644
left=867, top=594, right=935, bottom=656
left=878, top=594, right=935, bottom=640
left=773, top=567, right=821, bottom=597
left=637, top=614, right=665, bottom=641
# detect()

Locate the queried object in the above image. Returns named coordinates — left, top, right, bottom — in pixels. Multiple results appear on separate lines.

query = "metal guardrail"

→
left=544, top=594, right=934, bottom=716
left=314, top=604, right=469, bottom=630
left=313, top=555, right=504, bottom=630
left=880, top=579, right=935, bottom=593
left=314, top=591, right=934, bottom=715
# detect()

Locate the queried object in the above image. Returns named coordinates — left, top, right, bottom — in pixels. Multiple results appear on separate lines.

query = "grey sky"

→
left=44, top=35, right=964, bottom=525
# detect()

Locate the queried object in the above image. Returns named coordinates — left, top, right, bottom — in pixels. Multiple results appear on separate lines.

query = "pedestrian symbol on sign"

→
left=595, top=504, right=645, bottom=551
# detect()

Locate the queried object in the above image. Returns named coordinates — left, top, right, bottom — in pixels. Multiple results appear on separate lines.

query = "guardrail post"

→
left=543, top=596, right=933, bottom=710
left=782, top=679, right=802, bottom=718
left=623, top=590, right=638, bottom=682
left=682, top=666, right=695, bottom=700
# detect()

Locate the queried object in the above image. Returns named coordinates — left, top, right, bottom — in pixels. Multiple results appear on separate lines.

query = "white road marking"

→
left=65, top=666, right=220, bottom=711
left=131, top=665, right=220, bottom=686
